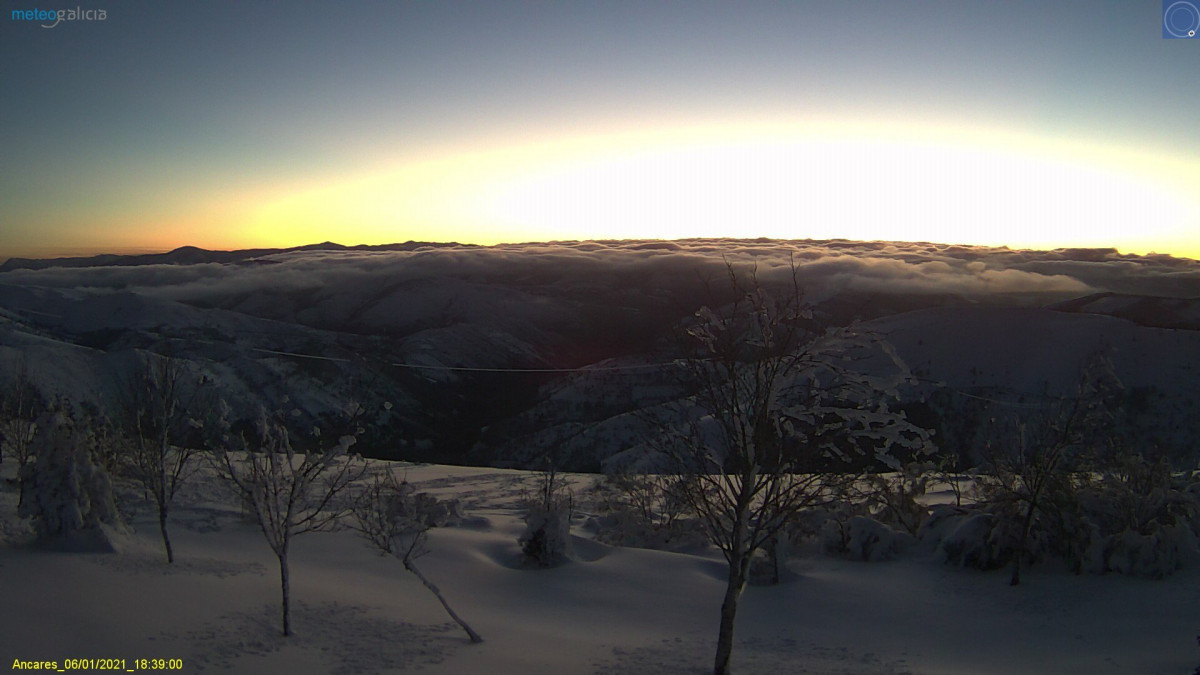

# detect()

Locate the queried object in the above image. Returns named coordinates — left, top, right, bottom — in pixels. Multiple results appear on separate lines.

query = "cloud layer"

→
left=3, top=240, right=1198, bottom=309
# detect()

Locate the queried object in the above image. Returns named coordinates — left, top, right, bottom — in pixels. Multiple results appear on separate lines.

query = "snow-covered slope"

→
left=872, top=305, right=1200, bottom=395
left=1051, top=292, right=1200, bottom=330
left=1, top=460, right=1197, bottom=674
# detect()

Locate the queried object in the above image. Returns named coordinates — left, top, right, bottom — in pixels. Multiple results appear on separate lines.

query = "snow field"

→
left=1, top=461, right=1198, bottom=674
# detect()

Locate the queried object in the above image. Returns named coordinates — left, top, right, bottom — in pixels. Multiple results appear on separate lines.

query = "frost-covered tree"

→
left=352, top=470, right=482, bottom=643
left=665, top=263, right=931, bottom=675
left=212, top=408, right=364, bottom=636
left=115, top=354, right=211, bottom=563
left=19, top=401, right=121, bottom=546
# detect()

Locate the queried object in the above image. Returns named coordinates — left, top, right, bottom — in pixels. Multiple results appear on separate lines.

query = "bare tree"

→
left=1, top=362, right=44, bottom=501
left=665, top=263, right=930, bottom=675
left=212, top=408, right=365, bottom=636
left=115, top=354, right=210, bottom=563
left=352, top=470, right=482, bottom=643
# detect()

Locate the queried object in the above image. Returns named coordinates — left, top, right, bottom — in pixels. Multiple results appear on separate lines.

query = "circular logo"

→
left=1164, top=1, right=1200, bottom=38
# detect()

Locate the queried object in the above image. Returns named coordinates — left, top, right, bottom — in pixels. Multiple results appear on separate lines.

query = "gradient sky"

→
left=2, top=1, right=1199, bottom=260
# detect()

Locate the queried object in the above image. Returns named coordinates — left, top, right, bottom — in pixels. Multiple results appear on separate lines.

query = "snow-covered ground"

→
left=2, top=461, right=1197, bottom=674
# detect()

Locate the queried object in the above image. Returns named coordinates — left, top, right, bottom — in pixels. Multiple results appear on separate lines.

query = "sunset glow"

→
left=232, top=121, right=1200, bottom=258
left=3, top=2, right=1199, bottom=260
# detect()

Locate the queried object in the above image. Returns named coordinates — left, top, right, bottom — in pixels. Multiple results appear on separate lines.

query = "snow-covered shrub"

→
left=18, top=405, right=122, bottom=550
left=748, top=533, right=791, bottom=585
left=843, top=516, right=912, bottom=562
left=853, top=463, right=933, bottom=536
left=818, top=514, right=850, bottom=556
left=817, top=510, right=911, bottom=562
left=938, top=453, right=1200, bottom=579
left=353, top=471, right=463, bottom=555
left=411, top=491, right=464, bottom=528
left=1066, top=455, right=1200, bottom=578
left=917, top=504, right=968, bottom=549
left=1102, top=524, right=1197, bottom=579
left=520, top=468, right=572, bottom=567
left=938, top=512, right=1014, bottom=570
left=521, top=503, right=570, bottom=567
left=794, top=498, right=866, bottom=557
left=586, top=472, right=706, bottom=551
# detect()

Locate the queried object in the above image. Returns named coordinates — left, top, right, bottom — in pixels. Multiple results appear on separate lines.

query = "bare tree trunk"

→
left=1008, top=546, right=1022, bottom=586
left=158, top=508, right=174, bottom=564
left=1010, top=500, right=1037, bottom=586
left=404, top=557, right=483, bottom=644
left=714, top=557, right=747, bottom=675
left=768, top=534, right=782, bottom=586
left=278, top=550, right=292, bottom=636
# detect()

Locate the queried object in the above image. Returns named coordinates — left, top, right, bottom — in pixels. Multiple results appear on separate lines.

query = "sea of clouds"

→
left=2, top=239, right=1198, bottom=304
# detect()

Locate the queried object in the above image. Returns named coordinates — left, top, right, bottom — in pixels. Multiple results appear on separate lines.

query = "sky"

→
left=2, top=1, right=1199, bottom=261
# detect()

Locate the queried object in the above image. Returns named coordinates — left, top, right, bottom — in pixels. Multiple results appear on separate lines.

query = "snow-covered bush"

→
left=18, top=404, right=122, bottom=550
left=586, top=472, right=706, bottom=551
left=1063, top=455, right=1200, bottom=578
left=853, top=463, right=933, bottom=536
left=792, top=498, right=864, bottom=556
left=817, top=510, right=853, bottom=556
left=817, top=509, right=911, bottom=563
left=843, top=516, right=912, bottom=562
left=355, top=471, right=463, bottom=538
left=748, top=531, right=791, bottom=584
left=520, top=468, right=572, bottom=567
left=937, top=512, right=1014, bottom=570
left=1102, top=524, right=1196, bottom=578
left=931, top=452, right=1200, bottom=580
left=917, top=504, right=968, bottom=549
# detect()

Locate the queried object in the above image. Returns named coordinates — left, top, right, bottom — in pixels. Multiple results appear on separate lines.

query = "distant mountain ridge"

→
left=0, top=241, right=472, bottom=272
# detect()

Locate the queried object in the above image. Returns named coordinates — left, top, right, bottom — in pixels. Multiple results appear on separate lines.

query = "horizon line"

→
left=2, top=236, right=1196, bottom=267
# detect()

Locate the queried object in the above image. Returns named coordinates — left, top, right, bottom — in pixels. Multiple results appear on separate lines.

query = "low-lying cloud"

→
left=2, top=240, right=1198, bottom=309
